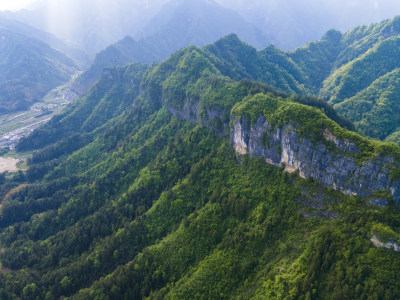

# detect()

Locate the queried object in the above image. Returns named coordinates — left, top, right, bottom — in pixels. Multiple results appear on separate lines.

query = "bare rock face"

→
left=165, top=100, right=227, bottom=135
left=370, top=235, right=400, bottom=252
left=231, top=116, right=400, bottom=203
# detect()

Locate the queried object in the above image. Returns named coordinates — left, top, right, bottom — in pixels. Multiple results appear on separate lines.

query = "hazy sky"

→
left=4, top=0, right=400, bottom=52
left=0, top=0, right=36, bottom=11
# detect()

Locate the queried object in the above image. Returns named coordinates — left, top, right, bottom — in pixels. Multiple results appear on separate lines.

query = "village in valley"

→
left=0, top=88, right=78, bottom=151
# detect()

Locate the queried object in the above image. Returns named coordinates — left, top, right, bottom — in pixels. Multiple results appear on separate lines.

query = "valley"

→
left=0, top=81, right=79, bottom=174
left=0, top=86, right=78, bottom=150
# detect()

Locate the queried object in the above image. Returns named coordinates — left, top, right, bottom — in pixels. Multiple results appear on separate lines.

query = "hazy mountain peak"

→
left=139, top=0, right=271, bottom=50
left=321, top=29, right=343, bottom=42
left=213, top=33, right=244, bottom=45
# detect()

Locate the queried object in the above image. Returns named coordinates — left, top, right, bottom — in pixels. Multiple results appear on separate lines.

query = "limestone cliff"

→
left=231, top=116, right=400, bottom=203
left=156, top=89, right=400, bottom=204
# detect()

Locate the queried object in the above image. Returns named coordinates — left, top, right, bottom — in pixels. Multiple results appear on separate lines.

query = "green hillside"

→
left=317, top=16, right=400, bottom=140
left=320, top=36, right=400, bottom=104
left=1, top=43, right=400, bottom=300
left=0, top=29, right=78, bottom=113
left=253, top=15, right=400, bottom=142
left=254, top=15, right=400, bottom=143
left=334, top=68, right=400, bottom=140
left=72, top=37, right=159, bottom=95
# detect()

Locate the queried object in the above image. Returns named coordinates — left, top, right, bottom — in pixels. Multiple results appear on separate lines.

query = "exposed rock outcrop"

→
left=231, top=116, right=400, bottom=203
left=165, top=100, right=227, bottom=135
left=370, top=235, right=400, bottom=252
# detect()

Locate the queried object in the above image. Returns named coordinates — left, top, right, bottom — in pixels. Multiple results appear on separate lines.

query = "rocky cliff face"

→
left=370, top=235, right=400, bottom=251
left=231, top=116, right=400, bottom=203
left=165, top=100, right=228, bottom=135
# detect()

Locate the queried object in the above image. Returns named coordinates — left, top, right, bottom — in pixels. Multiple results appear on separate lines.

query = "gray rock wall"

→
left=231, top=116, right=400, bottom=203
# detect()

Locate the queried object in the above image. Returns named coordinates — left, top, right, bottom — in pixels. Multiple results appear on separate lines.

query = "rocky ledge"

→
left=370, top=235, right=400, bottom=252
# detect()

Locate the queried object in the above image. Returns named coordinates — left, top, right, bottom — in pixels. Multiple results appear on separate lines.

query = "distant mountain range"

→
left=216, top=0, right=400, bottom=50
left=0, top=16, right=90, bottom=68
left=71, top=13, right=400, bottom=145
left=6, top=0, right=400, bottom=55
left=72, top=0, right=271, bottom=94
left=6, top=0, right=271, bottom=58
left=3, top=0, right=169, bottom=58
left=0, top=23, right=80, bottom=113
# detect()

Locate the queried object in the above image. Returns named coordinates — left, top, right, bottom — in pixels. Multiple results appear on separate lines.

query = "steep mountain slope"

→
left=73, top=34, right=296, bottom=96
left=318, top=16, right=400, bottom=141
left=2, top=43, right=400, bottom=299
left=72, top=37, right=157, bottom=94
left=204, top=34, right=306, bottom=95
left=0, top=15, right=90, bottom=68
left=321, top=36, right=400, bottom=104
left=287, top=29, right=343, bottom=93
left=0, top=28, right=78, bottom=113
left=242, top=15, right=400, bottom=143
left=72, top=0, right=271, bottom=95
left=334, top=68, right=400, bottom=140
left=75, top=13, right=400, bottom=134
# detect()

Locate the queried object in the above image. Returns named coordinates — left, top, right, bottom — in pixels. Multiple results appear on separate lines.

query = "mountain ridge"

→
left=72, top=0, right=271, bottom=94
left=6, top=39, right=400, bottom=299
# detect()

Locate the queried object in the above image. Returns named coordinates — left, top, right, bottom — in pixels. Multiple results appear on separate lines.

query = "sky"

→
left=0, top=0, right=37, bottom=11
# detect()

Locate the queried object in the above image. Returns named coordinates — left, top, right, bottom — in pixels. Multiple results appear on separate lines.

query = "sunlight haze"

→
left=0, top=0, right=36, bottom=11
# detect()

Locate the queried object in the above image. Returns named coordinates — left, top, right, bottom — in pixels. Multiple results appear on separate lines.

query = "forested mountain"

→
left=318, top=16, right=400, bottom=141
left=210, top=16, right=400, bottom=144
left=73, top=34, right=293, bottom=96
left=74, top=14, right=400, bottom=145
left=72, top=37, right=159, bottom=94
left=0, top=28, right=79, bottom=113
left=1, top=34, right=400, bottom=299
left=0, top=16, right=90, bottom=68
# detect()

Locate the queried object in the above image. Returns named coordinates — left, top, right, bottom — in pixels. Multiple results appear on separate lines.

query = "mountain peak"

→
left=322, top=29, right=343, bottom=42
left=217, top=33, right=242, bottom=44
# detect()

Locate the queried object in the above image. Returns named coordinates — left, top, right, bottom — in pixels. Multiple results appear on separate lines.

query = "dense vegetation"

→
left=271, top=16, right=400, bottom=142
left=1, top=39, right=400, bottom=300
left=317, top=16, right=400, bottom=141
